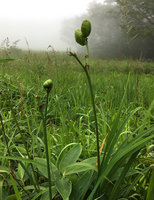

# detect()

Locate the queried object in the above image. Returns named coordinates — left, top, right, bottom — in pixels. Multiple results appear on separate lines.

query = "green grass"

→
left=0, top=50, right=154, bottom=199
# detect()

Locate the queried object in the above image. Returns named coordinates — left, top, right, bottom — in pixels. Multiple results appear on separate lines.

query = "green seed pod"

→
left=43, top=79, right=53, bottom=93
left=81, top=19, right=91, bottom=38
left=75, top=29, right=86, bottom=46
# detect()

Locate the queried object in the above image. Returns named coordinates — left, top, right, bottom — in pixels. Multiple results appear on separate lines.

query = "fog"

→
left=0, top=0, right=105, bottom=51
left=0, top=18, right=67, bottom=51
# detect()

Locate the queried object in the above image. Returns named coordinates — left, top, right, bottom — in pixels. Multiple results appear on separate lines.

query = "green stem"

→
left=70, top=52, right=100, bottom=171
left=86, top=42, right=90, bottom=59
left=84, top=70, right=100, bottom=171
left=41, top=92, right=52, bottom=200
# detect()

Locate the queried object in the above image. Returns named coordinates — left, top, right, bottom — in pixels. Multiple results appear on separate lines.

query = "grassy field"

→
left=0, top=50, right=154, bottom=200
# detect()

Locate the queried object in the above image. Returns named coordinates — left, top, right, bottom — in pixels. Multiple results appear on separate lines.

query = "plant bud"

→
left=75, top=29, right=86, bottom=46
left=43, top=79, right=53, bottom=93
left=81, top=19, right=91, bottom=38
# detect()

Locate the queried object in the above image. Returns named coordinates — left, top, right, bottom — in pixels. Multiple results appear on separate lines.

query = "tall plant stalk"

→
left=41, top=92, right=52, bottom=200
left=72, top=19, right=100, bottom=171
left=69, top=51, right=100, bottom=171
left=41, top=79, right=53, bottom=200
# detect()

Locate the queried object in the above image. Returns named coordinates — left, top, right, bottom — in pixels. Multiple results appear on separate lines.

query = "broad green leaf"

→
left=70, top=171, right=94, bottom=200
left=64, top=162, right=97, bottom=175
left=58, top=143, right=82, bottom=171
left=63, top=157, right=97, bottom=175
left=81, top=156, right=97, bottom=166
left=55, top=177, right=72, bottom=200
left=56, top=143, right=78, bottom=168
left=34, top=157, right=60, bottom=180
left=34, top=158, right=49, bottom=178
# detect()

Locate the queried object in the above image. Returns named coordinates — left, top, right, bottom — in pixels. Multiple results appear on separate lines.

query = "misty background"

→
left=0, top=0, right=102, bottom=51
left=0, top=18, right=66, bottom=50
left=0, top=0, right=154, bottom=59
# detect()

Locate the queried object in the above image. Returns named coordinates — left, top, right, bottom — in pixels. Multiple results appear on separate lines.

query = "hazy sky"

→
left=0, top=0, right=104, bottom=51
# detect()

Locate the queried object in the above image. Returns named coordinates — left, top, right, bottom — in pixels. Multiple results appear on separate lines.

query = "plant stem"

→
left=69, top=52, right=100, bottom=171
left=86, top=42, right=90, bottom=59
left=84, top=69, right=100, bottom=171
left=41, top=92, right=52, bottom=200
left=86, top=42, right=90, bottom=66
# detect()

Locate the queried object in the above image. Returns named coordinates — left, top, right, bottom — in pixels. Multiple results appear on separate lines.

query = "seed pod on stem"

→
left=75, top=29, right=86, bottom=46
left=81, top=19, right=91, bottom=38
left=43, top=79, right=53, bottom=93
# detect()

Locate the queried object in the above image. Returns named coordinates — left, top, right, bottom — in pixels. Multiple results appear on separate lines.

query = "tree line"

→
left=61, top=0, right=154, bottom=59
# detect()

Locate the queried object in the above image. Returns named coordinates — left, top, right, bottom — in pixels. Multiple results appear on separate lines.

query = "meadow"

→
left=0, top=49, right=154, bottom=200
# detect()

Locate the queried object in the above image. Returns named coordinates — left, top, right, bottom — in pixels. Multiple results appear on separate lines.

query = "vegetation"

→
left=61, top=0, right=154, bottom=59
left=0, top=19, right=154, bottom=200
left=116, top=0, right=154, bottom=38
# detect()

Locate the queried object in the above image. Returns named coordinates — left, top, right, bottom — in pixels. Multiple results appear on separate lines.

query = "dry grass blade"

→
left=96, top=133, right=108, bottom=168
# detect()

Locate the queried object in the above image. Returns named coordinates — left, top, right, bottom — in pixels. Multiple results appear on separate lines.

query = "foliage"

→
left=0, top=46, right=154, bottom=199
left=116, top=0, right=154, bottom=38
left=61, top=0, right=154, bottom=59
left=115, top=0, right=154, bottom=58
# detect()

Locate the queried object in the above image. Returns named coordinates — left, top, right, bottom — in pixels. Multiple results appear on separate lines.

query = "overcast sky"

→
left=0, top=0, right=104, bottom=51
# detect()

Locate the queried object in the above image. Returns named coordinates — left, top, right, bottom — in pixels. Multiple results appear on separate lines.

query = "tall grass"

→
left=0, top=42, right=154, bottom=199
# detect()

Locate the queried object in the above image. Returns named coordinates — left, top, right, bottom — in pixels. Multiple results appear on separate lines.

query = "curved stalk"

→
left=69, top=52, right=100, bottom=171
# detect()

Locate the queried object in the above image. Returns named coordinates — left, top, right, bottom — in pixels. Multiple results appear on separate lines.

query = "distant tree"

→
left=61, top=0, right=154, bottom=59
left=116, top=0, right=154, bottom=38
left=115, top=0, right=154, bottom=58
